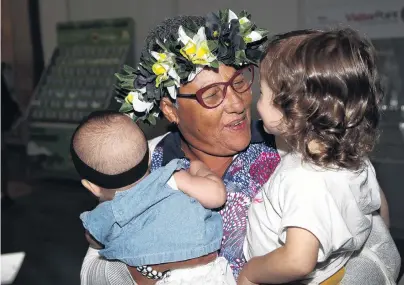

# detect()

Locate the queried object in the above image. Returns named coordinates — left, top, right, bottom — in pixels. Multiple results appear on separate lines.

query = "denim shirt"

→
left=80, top=159, right=223, bottom=266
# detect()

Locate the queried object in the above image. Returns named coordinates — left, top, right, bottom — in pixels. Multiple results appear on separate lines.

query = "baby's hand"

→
left=175, top=159, right=226, bottom=208
left=189, top=160, right=209, bottom=176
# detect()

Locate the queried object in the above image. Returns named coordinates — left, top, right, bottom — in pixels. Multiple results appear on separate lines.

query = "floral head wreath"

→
left=115, top=9, right=269, bottom=124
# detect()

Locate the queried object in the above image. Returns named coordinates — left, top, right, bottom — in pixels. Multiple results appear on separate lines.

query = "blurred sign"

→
left=26, top=18, right=134, bottom=179
left=304, top=0, right=404, bottom=39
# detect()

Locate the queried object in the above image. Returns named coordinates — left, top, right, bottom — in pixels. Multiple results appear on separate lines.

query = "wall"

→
left=38, top=0, right=300, bottom=122
left=39, top=0, right=300, bottom=65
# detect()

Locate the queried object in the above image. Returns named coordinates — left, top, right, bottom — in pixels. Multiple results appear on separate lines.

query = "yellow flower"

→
left=213, top=30, right=219, bottom=38
left=152, top=63, right=167, bottom=76
left=239, top=17, right=249, bottom=25
left=181, top=42, right=197, bottom=58
left=150, top=51, right=180, bottom=88
left=178, top=27, right=216, bottom=66
left=155, top=73, right=168, bottom=87
left=125, top=92, right=134, bottom=104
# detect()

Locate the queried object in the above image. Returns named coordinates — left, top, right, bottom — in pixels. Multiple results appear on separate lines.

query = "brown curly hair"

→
left=260, top=29, right=383, bottom=170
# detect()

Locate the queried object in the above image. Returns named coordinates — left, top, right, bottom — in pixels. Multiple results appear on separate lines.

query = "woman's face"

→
left=176, top=64, right=253, bottom=156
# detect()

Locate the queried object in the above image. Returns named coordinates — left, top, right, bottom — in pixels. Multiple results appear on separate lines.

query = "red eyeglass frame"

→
left=176, top=65, right=254, bottom=109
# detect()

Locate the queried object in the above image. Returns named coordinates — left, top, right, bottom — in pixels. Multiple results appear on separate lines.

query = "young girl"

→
left=239, top=29, right=400, bottom=284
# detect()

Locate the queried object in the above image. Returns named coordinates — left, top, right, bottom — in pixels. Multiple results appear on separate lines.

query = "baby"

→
left=239, top=29, right=401, bottom=284
left=71, top=110, right=235, bottom=285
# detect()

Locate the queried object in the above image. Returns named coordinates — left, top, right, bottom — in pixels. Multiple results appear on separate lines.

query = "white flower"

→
left=187, top=66, right=203, bottom=82
left=167, top=85, right=177, bottom=100
left=244, top=31, right=263, bottom=43
left=125, top=91, right=154, bottom=113
left=228, top=10, right=238, bottom=22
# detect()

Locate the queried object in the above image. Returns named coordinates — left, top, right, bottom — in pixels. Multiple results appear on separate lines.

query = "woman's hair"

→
left=142, top=15, right=205, bottom=54
left=260, top=28, right=383, bottom=170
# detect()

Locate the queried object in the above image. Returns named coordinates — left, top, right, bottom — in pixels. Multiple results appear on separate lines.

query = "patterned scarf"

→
left=150, top=122, right=280, bottom=277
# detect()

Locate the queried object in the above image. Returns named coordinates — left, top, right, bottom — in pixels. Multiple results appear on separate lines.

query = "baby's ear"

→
left=81, top=179, right=102, bottom=198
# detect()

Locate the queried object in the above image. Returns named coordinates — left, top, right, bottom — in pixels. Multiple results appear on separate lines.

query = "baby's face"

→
left=257, top=80, right=284, bottom=135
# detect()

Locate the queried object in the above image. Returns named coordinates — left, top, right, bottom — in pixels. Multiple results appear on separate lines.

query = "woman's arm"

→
left=379, top=188, right=390, bottom=228
left=85, top=230, right=104, bottom=249
left=174, top=160, right=227, bottom=209
left=81, top=247, right=136, bottom=285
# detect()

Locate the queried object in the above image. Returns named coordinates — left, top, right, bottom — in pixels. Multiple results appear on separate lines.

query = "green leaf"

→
left=122, top=64, right=137, bottom=74
left=162, top=79, right=176, bottom=88
left=182, top=26, right=196, bottom=39
left=115, top=72, right=135, bottom=82
left=120, top=81, right=135, bottom=90
left=177, top=71, right=190, bottom=80
left=207, top=40, right=218, bottom=52
left=155, top=39, right=169, bottom=53
left=235, top=50, right=248, bottom=66
left=239, top=10, right=251, bottom=19
left=240, top=22, right=253, bottom=35
left=147, top=113, right=157, bottom=125
left=236, top=50, right=247, bottom=58
left=119, top=101, right=133, bottom=113
left=255, top=28, right=269, bottom=38
left=210, top=60, right=219, bottom=69
left=219, top=9, right=229, bottom=23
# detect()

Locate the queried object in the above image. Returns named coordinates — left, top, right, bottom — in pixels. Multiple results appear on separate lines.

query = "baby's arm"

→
left=174, top=160, right=227, bottom=209
left=238, top=227, right=319, bottom=285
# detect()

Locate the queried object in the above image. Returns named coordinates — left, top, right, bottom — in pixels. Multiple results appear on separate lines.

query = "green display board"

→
left=27, top=18, right=134, bottom=179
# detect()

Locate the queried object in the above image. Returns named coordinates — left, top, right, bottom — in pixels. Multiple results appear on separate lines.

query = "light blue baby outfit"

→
left=80, top=159, right=223, bottom=266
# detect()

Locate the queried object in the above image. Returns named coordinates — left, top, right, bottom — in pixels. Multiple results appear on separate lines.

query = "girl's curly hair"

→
left=260, top=29, right=383, bottom=170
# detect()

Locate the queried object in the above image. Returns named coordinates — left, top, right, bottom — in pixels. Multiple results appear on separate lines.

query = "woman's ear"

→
left=160, top=97, right=179, bottom=124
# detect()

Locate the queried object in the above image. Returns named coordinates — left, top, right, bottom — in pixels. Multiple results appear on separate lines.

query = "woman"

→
left=81, top=9, right=280, bottom=285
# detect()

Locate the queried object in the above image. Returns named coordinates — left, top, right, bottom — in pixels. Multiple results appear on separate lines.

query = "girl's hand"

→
left=237, top=268, right=258, bottom=285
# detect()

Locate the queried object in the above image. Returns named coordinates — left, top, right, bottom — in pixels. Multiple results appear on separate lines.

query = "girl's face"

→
left=257, top=80, right=284, bottom=135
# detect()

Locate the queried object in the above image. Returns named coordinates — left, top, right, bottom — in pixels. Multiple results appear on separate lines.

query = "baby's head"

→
left=258, top=28, right=383, bottom=170
left=71, top=110, right=149, bottom=201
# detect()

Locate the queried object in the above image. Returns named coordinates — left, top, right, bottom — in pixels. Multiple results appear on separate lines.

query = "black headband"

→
left=70, top=110, right=149, bottom=189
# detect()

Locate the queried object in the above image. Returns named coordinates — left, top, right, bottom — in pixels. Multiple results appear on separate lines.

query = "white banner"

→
left=303, top=0, right=404, bottom=39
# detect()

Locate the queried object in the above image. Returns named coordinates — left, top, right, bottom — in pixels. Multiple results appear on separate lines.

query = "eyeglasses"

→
left=176, top=65, right=254, bottom=109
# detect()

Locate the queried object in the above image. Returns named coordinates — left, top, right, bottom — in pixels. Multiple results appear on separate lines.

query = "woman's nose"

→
left=223, top=87, right=247, bottom=114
